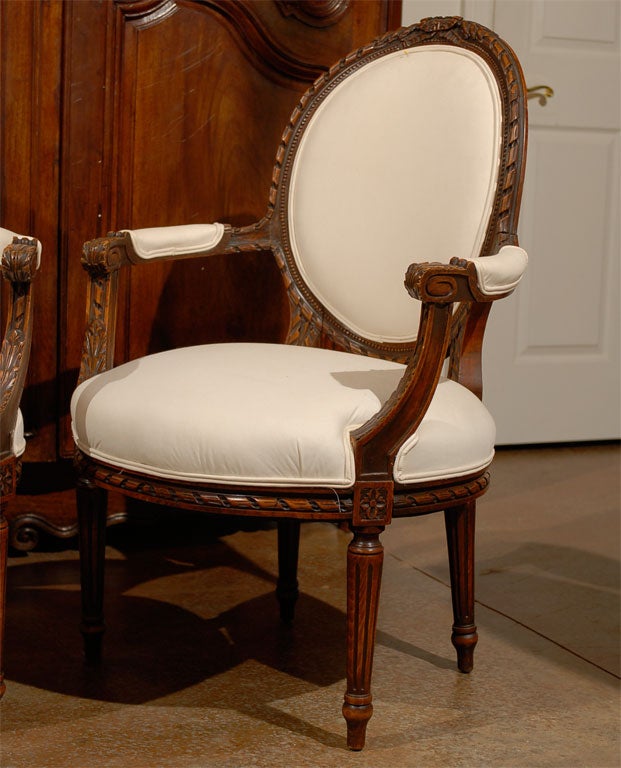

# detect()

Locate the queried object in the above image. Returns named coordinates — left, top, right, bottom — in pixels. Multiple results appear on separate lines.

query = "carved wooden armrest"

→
left=405, top=245, right=528, bottom=305
left=78, top=220, right=272, bottom=384
left=0, top=234, right=41, bottom=457
left=82, top=219, right=272, bottom=272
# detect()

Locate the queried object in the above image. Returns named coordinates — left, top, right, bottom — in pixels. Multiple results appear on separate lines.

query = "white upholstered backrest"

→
left=288, top=45, right=502, bottom=344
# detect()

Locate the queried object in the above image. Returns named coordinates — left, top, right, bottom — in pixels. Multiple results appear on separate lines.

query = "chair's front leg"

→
left=444, top=501, right=478, bottom=673
left=342, top=524, right=385, bottom=751
left=276, top=519, right=300, bottom=624
left=77, top=477, right=108, bottom=664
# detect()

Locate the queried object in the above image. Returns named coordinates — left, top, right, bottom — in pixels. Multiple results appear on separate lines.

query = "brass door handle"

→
left=527, top=85, right=554, bottom=106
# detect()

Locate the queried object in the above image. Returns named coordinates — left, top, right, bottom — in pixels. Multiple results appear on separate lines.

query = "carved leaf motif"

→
left=0, top=330, right=26, bottom=412
left=82, top=319, right=108, bottom=379
left=418, top=16, right=462, bottom=34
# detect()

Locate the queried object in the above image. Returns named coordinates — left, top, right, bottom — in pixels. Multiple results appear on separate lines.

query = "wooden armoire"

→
left=0, top=0, right=400, bottom=547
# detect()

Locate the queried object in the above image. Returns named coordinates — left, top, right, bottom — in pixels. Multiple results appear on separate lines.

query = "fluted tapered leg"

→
left=77, top=478, right=108, bottom=664
left=276, top=519, right=300, bottom=623
left=445, top=501, right=478, bottom=673
left=342, top=525, right=384, bottom=751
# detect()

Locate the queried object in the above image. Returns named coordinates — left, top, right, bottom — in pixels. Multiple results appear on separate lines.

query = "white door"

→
left=402, top=0, right=621, bottom=444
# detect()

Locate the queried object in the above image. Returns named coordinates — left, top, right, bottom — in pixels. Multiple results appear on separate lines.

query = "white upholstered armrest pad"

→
left=123, top=223, right=225, bottom=259
left=0, top=227, right=42, bottom=269
left=0, top=227, right=18, bottom=251
left=13, top=409, right=26, bottom=458
left=471, top=245, right=528, bottom=295
left=71, top=343, right=496, bottom=489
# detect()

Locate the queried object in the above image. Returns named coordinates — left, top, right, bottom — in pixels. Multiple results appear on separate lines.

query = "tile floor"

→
left=1, top=444, right=619, bottom=767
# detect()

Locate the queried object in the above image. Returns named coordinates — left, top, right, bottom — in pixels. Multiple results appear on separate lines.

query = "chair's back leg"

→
left=342, top=525, right=385, bottom=751
left=444, top=501, right=478, bottom=673
left=77, top=477, right=108, bottom=664
left=276, top=519, right=300, bottom=624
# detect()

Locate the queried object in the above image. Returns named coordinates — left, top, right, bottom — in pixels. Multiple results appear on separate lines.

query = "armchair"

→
left=71, top=17, right=528, bottom=750
left=0, top=228, right=41, bottom=697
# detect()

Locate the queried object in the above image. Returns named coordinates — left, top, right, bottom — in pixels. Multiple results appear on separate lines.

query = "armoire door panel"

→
left=2, top=0, right=399, bottom=545
left=0, top=0, right=63, bottom=461
left=61, top=0, right=117, bottom=461
left=59, top=0, right=400, bottom=456
left=114, top=2, right=295, bottom=362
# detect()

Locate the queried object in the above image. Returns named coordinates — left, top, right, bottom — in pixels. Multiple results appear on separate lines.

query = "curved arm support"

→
left=77, top=220, right=272, bottom=384
left=0, top=235, right=40, bottom=458
left=352, top=262, right=477, bottom=481
left=351, top=248, right=527, bottom=481
left=448, top=244, right=527, bottom=398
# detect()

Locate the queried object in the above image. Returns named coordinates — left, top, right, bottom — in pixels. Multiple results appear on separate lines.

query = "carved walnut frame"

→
left=0, top=235, right=39, bottom=697
left=75, top=17, right=527, bottom=750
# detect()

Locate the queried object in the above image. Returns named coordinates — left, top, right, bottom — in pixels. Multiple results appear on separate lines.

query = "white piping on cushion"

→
left=72, top=440, right=359, bottom=489
left=471, top=245, right=528, bottom=295
left=123, top=223, right=225, bottom=260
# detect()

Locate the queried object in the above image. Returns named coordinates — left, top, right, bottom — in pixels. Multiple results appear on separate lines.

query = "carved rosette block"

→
left=353, top=481, right=393, bottom=526
left=0, top=457, right=17, bottom=502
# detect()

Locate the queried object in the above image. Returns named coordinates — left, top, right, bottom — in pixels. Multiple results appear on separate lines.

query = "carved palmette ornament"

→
left=1, top=239, right=38, bottom=283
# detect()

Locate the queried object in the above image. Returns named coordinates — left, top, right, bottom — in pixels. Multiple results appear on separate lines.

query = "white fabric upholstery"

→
left=0, top=227, right=17, bottom=251
left=0, top=227, right=42, bottom=268
left=71, top=344, right=495, bottom=489
left=473, top=246, right=528, bottom=295
left=123, top=224, right=225, bottom=260
left=288, top=45, right=502, bottom=344
left=13, top=410, right=26, bottom=458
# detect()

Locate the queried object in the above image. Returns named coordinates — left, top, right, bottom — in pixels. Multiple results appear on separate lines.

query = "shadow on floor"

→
left=6, top=532, right=456, bottom=710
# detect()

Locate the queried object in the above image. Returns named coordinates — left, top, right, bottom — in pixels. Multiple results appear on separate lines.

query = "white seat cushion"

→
left=71, top=343, right=495, bottom=489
